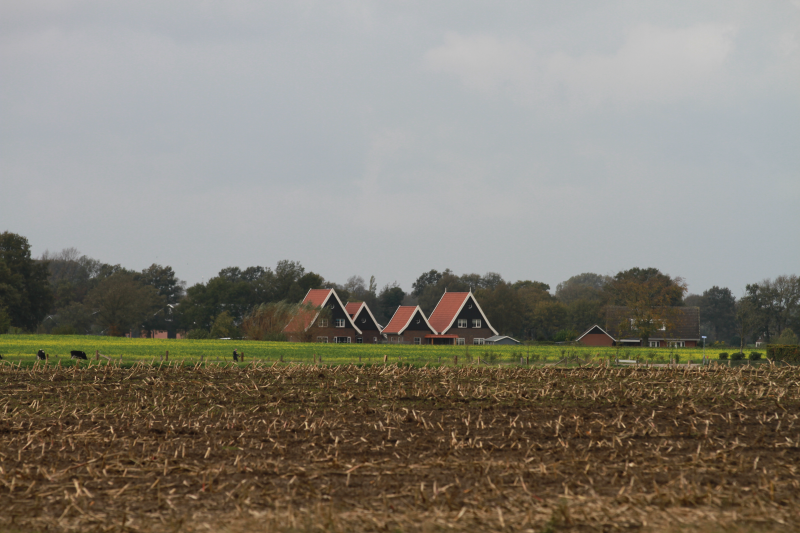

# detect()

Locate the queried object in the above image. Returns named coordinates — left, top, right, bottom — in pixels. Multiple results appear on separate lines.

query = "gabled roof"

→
left=576, top=324, right=616, bottom=342
left=382, top=306, right=436, bottom=335
left=485, top=335, right=520, bottom=344
left=428, top=291, right=499, bottom=336
left=345, top=302, right=362, bottom=318
left=345, top=301, right=383, bottom=330
left=283, top=288, right=362, bottom=334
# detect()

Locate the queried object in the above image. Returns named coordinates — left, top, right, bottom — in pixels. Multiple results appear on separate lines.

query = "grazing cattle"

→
left=70, top=350, right=87, bottom=360
left=37, top=349, right=47, bottom=360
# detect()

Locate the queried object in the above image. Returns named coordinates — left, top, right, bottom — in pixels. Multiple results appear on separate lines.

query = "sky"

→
left=2, top=1, right=798, bottom=296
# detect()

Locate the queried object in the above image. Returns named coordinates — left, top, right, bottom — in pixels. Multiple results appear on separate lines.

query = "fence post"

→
left=454, top=354, right=458, bottom=366
left=383, top=354, right=387, bottom=365
left=95, top=350, right=99, bottom=361
left=241, top=351, right=244, bottom=362
left=165, top=350, right=169, bottom=362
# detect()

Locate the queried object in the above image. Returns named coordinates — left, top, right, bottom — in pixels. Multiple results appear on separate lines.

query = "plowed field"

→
left=1, top=362, right=799, bottom=532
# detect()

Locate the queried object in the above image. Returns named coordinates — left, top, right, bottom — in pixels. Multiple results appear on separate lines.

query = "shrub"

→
left=187, top=328, right=210, bottom=340
left=718, top=352, right=729, bottom=360
left=673, top=353, right=680, bottom=364
left=766, top=344, right=800, bottom=364
left=730, top=352, right=744, bottom=361
left=748, top=351, right=762, bottom=361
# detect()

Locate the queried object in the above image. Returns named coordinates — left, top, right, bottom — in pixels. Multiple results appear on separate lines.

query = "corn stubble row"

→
left=1, top=362, right=799, bottom=532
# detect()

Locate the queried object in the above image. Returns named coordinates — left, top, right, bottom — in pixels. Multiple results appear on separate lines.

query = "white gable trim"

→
left=576, top=324, right=616, bottom=342
left=382, top=306, right=437, bottom=335
left=296, top=289, right=362, bottom=334
left=437, top=291, right=499, bottom=336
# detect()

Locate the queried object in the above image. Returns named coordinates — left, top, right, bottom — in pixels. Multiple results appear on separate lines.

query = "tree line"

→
left=1, top=231, right=798, bottom=346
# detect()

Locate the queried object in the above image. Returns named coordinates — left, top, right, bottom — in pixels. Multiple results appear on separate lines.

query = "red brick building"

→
left=345, top=301, right=383, bottom=344
left=284, top=288, right=361, bottom=343
left=381, top=306, right=436, bottom=344
left=426, top=291, right=498, bottom=345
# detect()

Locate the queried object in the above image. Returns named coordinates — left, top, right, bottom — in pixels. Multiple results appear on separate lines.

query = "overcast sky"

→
left=2, top=1, right=798, bottom=296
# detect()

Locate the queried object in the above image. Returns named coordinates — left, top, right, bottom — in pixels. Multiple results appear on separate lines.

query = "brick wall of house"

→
left=580, top=333, right=615, bottom=347
left=444, top=327, right=496, bottom=345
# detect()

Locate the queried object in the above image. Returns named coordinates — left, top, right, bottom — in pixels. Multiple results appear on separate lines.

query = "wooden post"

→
left=359, top=355, right=361, bottom=364
left=165, top=350, right=169, bottom=362
left=95, top=350, right=100, bottom=361
left=383, top=354, right=387, bottom=365
left=240, top=351, right=244, bottom=362
left=280, top=353, right=283, bottom=363
left=313, top=353, right=316, bottom=366
left=454, top=354, right=458, bottom=366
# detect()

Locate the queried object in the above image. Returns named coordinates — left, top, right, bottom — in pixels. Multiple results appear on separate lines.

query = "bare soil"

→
left=1, top=362, right=799, bottom=532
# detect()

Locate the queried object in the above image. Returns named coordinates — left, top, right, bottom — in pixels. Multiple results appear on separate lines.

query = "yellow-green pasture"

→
left=0, top=334, right=749, bottom=367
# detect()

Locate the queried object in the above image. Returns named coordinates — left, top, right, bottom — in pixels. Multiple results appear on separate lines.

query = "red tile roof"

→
left=304, top=289, right=333, bottom=308
left=345, top=302, right=363, bottom=318
left=382, top=306, right=436, bottom=335
left=428, top=292, right=470, bottom=333
left=283, top=289, right=333, bottom=332
left=382, top=306, right=416, bottom=335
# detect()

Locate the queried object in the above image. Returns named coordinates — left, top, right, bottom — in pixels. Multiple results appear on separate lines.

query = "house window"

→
left=317, top=336, right=328, bottom=343
left=659, top=322, right=667, bottom=331
left=630, top=319, right=637, bottom=330
left=318, top=319, right=328, bottom=328
left=334, top=336, right=351, bottom=343
left=373, top=337, right=378, bottom=343
left=669, top=341, right=685, bottom=348
left=398, top=336, right=404, bottom=343
left=649, top=341, right=659, bottom=348
left=414, top=337, right=421, bottom=345
left=472, top=319, right=481, bottom=328
left=356, top=337, right=363, bottom=344
left=458, top=319, right=467, bottom=328
left=473, top=338, right=484, bottom=345
left=334, top=318, right=345, bottom=328
left=456, top=338, right=465, bottom=345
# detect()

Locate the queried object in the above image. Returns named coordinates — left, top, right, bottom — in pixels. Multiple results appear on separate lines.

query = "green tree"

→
left=555, top=273, right=608, bottom=304
left=475, top=282, right=524, bottom=337
left=411, top=269, right=443, bottom=297
left=0, top=232, right=53, bottom=331
left=209, top=310, right=237, bottom=339
left=698, top=286, right=736, bottom=343
left=777, top=328, right=798, bottom=345
left=377, top=284, right=406, bottom=323
left=85, top=272, right=164, bottom=336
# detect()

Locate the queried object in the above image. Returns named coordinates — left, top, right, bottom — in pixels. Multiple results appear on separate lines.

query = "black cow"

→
left=232, top=349, right=239, bottom=362
left=37, top=349, right=47, bottom=360
left=70, top=350, right=87, bottom=360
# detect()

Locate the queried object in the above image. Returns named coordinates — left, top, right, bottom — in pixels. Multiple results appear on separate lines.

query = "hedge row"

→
left=766, top=344, right=800, bottom=363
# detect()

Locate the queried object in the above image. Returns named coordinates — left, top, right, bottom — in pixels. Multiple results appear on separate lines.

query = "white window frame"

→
left=648, top=340, right=659, bottom=348
left=356, top=337, right=363, bottom=344
left=472, top=319, right=481, bottom=328
left=668, top=340, right=685, bottom=348
left=334, top=318, right=345, bottom=328
left=458, top=319, right=467, bottom=329
left=414, top=337, right=421, bottom=345
left=317, top=336, right=328, bottom=343
left=473, top=338, right=484, bottom=345
left=373, top=337, right=378, bottom=343
left=334, top=336, right=351, bottom=344
left=456, top=338, right=465, bottom=345
left=398, top=336, right=404, bottom=343
left=318, top=319, right=328, bottom=328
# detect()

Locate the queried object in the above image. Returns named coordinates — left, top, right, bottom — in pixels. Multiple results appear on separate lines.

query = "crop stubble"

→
left=1, top=362, right=799, bottom=532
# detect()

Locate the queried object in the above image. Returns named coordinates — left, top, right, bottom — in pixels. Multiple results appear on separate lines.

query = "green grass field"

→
left=0, top=334, right=755, bottom=367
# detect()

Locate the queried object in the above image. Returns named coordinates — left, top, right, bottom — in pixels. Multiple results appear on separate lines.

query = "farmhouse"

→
left=284, top=288, right=361, bottom=343
left=345, top=301, right=383, bottom=344
left=381, top=306, right=437, bottom=344
left=427, top=291, right=498, bottom=345
left=578, top=307, right=701, bottom=347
